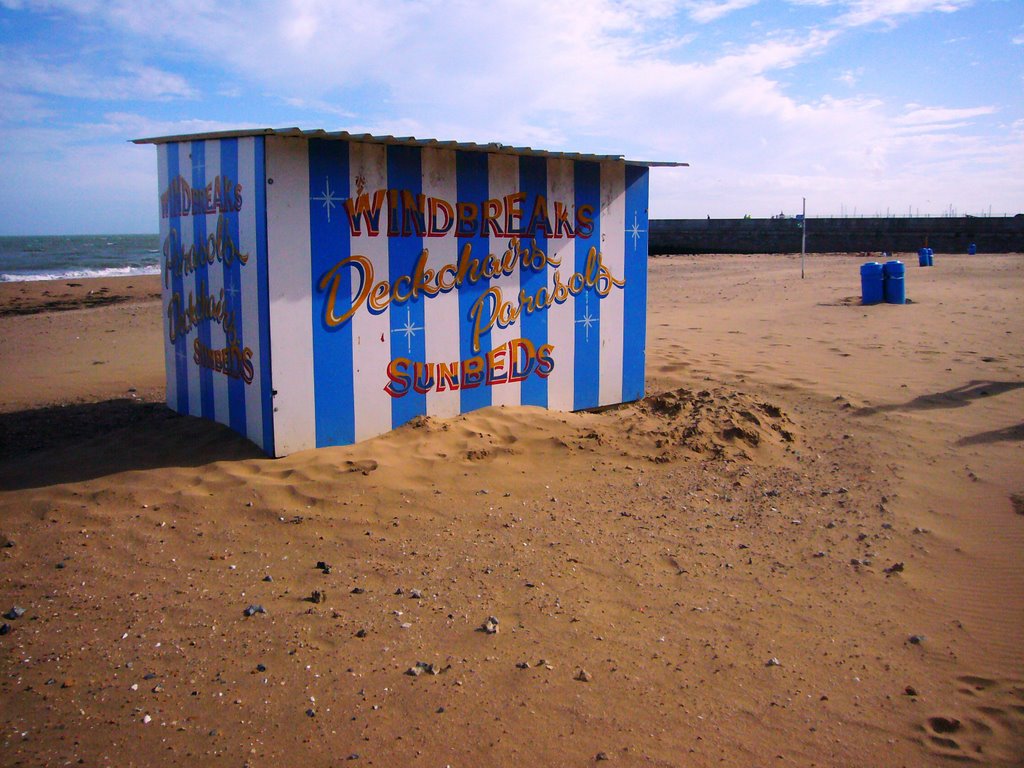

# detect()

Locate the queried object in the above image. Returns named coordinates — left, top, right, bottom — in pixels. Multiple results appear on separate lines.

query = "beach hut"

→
left=134, top=128, right=682, bottom=456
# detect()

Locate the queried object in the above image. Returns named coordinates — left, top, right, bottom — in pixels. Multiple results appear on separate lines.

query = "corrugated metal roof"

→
left=132, top=126, right=687, bottom=167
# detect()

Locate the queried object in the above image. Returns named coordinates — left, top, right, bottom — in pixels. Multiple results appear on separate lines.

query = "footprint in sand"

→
left=918, top=676, right=1024, bottom=763
left=344, top=459, right=378, bottom=475
left=1010, top=494, right=1024, bottom=516
left=658, top=362, right=690, bottom=374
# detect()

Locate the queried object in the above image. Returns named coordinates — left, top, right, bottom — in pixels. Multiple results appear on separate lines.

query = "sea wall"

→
left=649, top=216, right=1024, bottom=254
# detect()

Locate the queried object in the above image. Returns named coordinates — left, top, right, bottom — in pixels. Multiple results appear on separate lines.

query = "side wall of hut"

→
left=157, top=137, right=275, bottom=454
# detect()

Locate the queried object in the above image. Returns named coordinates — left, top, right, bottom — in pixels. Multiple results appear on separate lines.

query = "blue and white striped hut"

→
left=135, top=128, right=683, bottom=456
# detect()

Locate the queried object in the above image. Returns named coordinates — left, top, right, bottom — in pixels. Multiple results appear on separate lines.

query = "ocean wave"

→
left=0, top=265, right=161, bottom=283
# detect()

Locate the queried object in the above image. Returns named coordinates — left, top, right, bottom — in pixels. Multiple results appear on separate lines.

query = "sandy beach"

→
left=1, top=253, right=1022, bottom=767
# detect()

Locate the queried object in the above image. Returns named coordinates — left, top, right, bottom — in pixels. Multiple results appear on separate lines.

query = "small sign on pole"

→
left=800, top=197, right=807, bottom=279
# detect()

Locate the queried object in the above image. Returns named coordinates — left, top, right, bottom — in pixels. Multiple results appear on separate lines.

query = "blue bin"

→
left=918, top=247, right=928, bottom=267
left=968, top=243, right=976, bottom=255
left=927, top=248, right=934, bottom=266
left=861, top=261, right=884, bottom=305
left=883, top=260, right=906, bottom=304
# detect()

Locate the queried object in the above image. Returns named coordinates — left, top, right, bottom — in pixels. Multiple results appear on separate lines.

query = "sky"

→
left=0, top=0, right=1021, bottom=235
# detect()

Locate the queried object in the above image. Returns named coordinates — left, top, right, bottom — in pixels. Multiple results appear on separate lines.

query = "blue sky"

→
left=0, top=0, right=1021, bottom=234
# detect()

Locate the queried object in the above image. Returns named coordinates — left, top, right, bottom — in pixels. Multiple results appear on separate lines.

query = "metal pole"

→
left=801, top=197, right=806, bottom=279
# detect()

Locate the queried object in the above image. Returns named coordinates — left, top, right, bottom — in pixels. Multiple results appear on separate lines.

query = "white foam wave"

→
left=0, top=265, right=161, bottom=283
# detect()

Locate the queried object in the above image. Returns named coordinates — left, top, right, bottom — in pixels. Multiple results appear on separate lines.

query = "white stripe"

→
left=421, top=147, right=462, bottom=418
left=158, top=145, right=177, bottom=411
left=177, top=162, right=202, bottom=417
left=598, top=162, right=625, bottom=406
left=238, top=137, right=264, bottom=448
left=349, top=141, right=393, bottom=441
left=545, top=158, right=576, bottom=411
left=201, top=140, right=231, bottom=425
left=265, top=136, right=315, bottom=455
left=486, top=153, right=522, bottom=407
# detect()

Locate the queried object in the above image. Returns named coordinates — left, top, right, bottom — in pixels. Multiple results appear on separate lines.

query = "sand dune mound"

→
left=618, top=386, right=797, bottom=463
left=349, top=386, right=799, bottom=473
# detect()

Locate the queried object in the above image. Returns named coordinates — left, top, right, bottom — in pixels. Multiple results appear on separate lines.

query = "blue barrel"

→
left=860, top=261, right=884, bottom=305
left=968, top=243, right=976, bottom=255
left=883, top=260, right=905, bottom=304
left=927, top=247, right=934, bottom=266
left=918, top=247, right=928, bottom=267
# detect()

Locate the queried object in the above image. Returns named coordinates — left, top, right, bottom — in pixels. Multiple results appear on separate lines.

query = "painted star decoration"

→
left=575, top=291, right=597, bottom=342
left=391, top=305, right=424, bottom=354
left=312, top=176, right=339, bottom=222
left=629, top=210, right=646, bottom=252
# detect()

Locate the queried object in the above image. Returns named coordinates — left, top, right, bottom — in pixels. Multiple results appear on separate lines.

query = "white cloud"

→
left=279, top=96, right=359, bottom=122
left=837, top=67, right=861, bottom=86
left=834, top=0, right=973, bottom=29
left=0, top=51, right=195, bottom=100
left=894, top=105, right=996, bottom=127
left=684, top=0, right=761, bottom=24
left=90, top=113, right=253, bottom=141
left=716, top=28, right=838, bottom=72
left=0, top=88, right=56, bottom=122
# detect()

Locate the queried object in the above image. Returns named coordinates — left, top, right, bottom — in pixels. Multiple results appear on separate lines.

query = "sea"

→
left=0, top=234, right=161, bottom=282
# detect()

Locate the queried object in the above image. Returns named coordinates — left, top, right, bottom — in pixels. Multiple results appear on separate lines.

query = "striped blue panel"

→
left=573, top=161, right=601, bottom=410
left=622, top=165, right=649, bottom=402
left=387, top=144, right=428, bottom=428
left=167, top=142, right=190, bottom=417
left=191, top=141, right=215, bottom=419
left=220, top=138, right=248, bottom=437
left=456, top=151, right=491, bottom=414
left=519, top=155, right=548, bottom=407
left=253, top=137, right=276, bottom=454
left=308, top=139, right=355, bottom=447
